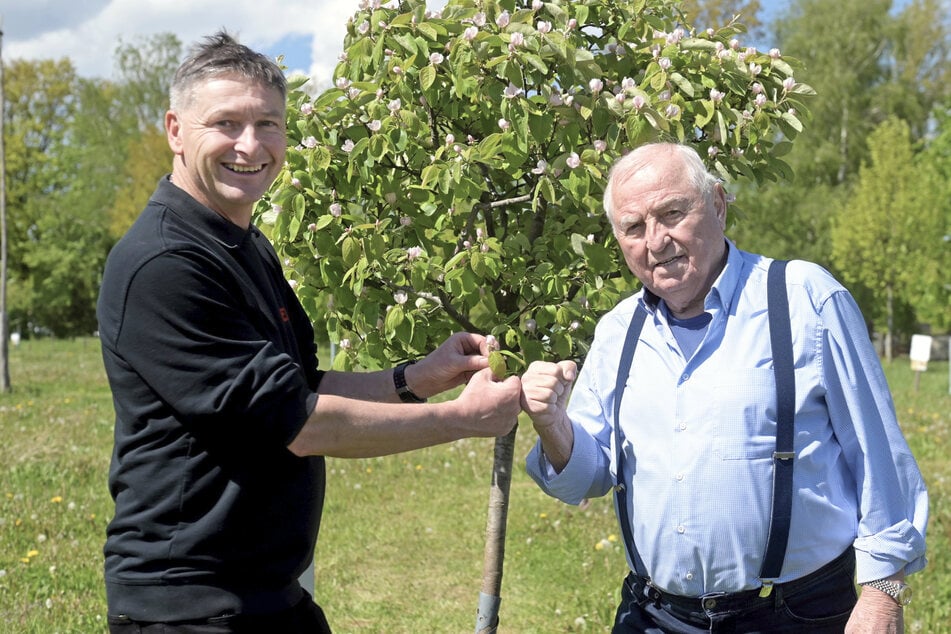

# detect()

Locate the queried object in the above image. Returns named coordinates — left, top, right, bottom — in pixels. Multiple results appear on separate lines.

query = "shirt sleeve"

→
left=818, top=285, right=928, bottom=581
left=115, top=249, right=316, bottom=448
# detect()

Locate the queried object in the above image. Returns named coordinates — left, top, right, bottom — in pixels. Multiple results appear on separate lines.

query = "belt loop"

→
left=772, top=583, right=785, bottom=610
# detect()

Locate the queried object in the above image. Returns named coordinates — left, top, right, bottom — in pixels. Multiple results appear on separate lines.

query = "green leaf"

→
left=420, top=64, right=436, bottom=91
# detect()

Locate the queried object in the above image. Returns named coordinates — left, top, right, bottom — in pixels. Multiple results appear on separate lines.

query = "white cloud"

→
left=1, top=0, right=362, bottom=85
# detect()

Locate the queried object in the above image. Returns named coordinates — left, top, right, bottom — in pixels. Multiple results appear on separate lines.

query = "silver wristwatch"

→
left=862, top=579, right=913, bottom=606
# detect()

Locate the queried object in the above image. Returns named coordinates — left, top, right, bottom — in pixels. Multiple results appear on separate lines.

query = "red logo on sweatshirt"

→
left=279, top=307, right=290, bottom=323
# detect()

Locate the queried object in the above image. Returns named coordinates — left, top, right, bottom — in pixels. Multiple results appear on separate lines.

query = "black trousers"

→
left=107, top=594, right=332, bottom=634
left=613, top=549, right=857, bottom=633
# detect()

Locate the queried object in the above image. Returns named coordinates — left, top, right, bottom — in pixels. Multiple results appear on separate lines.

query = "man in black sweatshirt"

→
left=97, top=31, right=522, bottom=633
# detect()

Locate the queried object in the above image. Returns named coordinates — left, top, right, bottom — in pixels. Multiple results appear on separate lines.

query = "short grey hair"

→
left=602, top=143, right=720, bottom=226
left=169, top=30, right=287, bottom=112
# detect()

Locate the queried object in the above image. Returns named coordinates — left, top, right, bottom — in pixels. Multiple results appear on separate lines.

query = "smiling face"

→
left=165, top=75, right=286, bottom=227
left=609, top=145, right=728, bottom=319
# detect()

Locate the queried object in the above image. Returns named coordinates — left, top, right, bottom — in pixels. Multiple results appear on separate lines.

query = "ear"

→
left=712, top=182, right=728, bottom=229
left=165, top=110, right=184, bottom=155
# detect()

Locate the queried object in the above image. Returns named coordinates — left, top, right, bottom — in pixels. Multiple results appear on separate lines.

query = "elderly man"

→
left=98, top=32, right=521, bottom=633
left=521, top=142, right=926, bottom=633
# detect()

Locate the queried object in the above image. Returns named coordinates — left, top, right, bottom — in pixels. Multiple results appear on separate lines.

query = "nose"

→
left=234, top=124, right=261, bottom=154
left=645, top=220, right=669, bottom=253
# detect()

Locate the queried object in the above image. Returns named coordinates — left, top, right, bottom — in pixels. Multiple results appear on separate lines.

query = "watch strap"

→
left=394, top=360, right=426, bottom=403
left=861, top=579, right=912, bottom=606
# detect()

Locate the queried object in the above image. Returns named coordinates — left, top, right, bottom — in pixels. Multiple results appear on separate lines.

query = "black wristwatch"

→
left=861, top=579, right=913, bottom=606
left=393, top=360, right=426, bottom=403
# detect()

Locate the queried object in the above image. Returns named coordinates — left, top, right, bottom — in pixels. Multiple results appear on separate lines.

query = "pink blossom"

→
left=394, top=290, right=408, bottom=305
left=509, top=32, right=525, bottom=50
left=358, top=21, right=370, bottom=35
left=341, top=139, right=355, bottom=153
left=445, top=133, right=455, bottom=145
left=664, top=104, right=680, bottom=118
left=307, top=222, right=317, bottom=232
left=769, top=48, right=781, bottom=59
left=330, top=203, right=343, bottom=217
left=658, top=57, right=672, bottom=70
left=498, top=118, right=510, bottom=131
left=751, top=82, right=764, bottom=95
left=709, top=89, right=725, bottom=103
left=339, top=338, right=351, bottom=350
left=566, top=18, right=577, bottom=30
left=524, top=319, right=537, bottom=332
left=707, top=146, right=719, bottom=158
left=335, top=77, right=351, bottom=90
left=473, top=12, right=486, bottom=27
left=302, top=136, right=318, bottom=149
left=632, top=95, right=647, bottom=110
left=531, top=159, right=548, bottom=174
left=537, top=20, right=552, bottom=34
left=367, top=120, right=382, bottom=132
left=504, top=83, right=523, bottom=99
left=782, top=77, right=796, bottom=92
left=589, top=78, right=604, bottom=93
left=300, top=102, right=313, bottom=116
left=400, top=216, right=412, bottom=226
left=749, top=63, right=762, bottom=76
left=566, top=152, right=581, bottom=169
left=496, top=10, right=510, bottom=28
left=593, top=140, right=607, bottom=152
left=464, top=25, right=478, bottom=41
left=621, top=77, right=636, bottom=91
left=388, top=99, right=401, bottom=113
left=532, top=0, right=543, bottom=9
left=729, top=38, right=740, bottom=50
left=406, top=246, right=423, bottom=260
left=429, top=52, right=444, bottom=64
left=754, top=94, right=767, bottom=107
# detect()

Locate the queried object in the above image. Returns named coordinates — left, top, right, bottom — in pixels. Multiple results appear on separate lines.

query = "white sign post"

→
left=909, top=334, right=933, bottom=392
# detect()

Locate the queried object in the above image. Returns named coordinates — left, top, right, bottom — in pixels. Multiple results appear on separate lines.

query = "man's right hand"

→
left=453, top=368, right=523, bottom=437
left=520, top=360, right=577, bottom=472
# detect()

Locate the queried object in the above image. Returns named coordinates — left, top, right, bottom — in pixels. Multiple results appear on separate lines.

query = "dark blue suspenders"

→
left=612, top=260, right=793, bottom=595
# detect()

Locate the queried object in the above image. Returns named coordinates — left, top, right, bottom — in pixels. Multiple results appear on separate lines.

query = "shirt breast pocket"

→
left=712, top=368, right=778, bottom=460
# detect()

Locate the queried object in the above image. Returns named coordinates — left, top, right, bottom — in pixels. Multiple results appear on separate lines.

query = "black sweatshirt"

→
left=98, top=177, right=325, bottom=620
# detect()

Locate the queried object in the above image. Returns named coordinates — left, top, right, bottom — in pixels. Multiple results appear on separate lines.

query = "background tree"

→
left=830, top=117, right=938, bottom=361
left=731, top=0, right=949, bottom=346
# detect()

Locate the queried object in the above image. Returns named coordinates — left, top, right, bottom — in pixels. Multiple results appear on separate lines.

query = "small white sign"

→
left=910, top=334, right=932, bottom=372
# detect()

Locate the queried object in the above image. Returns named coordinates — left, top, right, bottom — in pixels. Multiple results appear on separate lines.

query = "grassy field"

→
left=0, top=337, right=948, bottom=633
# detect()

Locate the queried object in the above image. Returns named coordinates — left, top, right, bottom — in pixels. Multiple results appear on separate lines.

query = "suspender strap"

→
left=612, top=260, right=795, bottom=590
left=613, top=305, right=649, bottom=578
left=760, top=259, right=795, bottom=585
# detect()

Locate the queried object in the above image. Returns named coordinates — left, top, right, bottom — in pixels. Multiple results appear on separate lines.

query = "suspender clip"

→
left=614, top=483, right=626, bottom=493
left=758, top=580, right=775, bottom=598
left=773, top=451, right=795, bottom=460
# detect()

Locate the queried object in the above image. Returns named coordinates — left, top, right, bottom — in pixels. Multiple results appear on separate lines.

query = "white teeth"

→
left=226, top=163, right=264, bottom=173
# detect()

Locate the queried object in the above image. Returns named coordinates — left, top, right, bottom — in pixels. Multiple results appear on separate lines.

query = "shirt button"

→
left=675, top=473, right=684, bottom=481
left=681, top=373, right=690, bottom=382
left=704, top=598, right=717, bottom=609
left=685, top=572, right=694, bottom=581
left=677, top=525, right=686, bottom=534
left=678, top=422, right=687, bottom=431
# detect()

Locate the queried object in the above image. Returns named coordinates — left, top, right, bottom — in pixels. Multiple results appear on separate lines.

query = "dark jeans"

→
left=107, top=594, right=332, bottom=634
left=613, top=549, right=857, bottom=633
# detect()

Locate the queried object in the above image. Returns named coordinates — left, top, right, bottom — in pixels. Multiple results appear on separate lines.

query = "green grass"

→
left=0, top=338, right=948, bottom=633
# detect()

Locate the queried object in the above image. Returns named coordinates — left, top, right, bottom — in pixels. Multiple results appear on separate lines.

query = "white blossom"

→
left=464, top=25, right=479, bottom=41
left=537, top=20, right=552, bottom=34
left=496, top=10, right=510, bottom=28
left=566, top=152, right=581, bottom=169
left=429, top=52, right=444, bottom=64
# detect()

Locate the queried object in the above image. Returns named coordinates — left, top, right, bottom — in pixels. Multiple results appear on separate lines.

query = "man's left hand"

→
left=407, top=332, right=493, bottom=398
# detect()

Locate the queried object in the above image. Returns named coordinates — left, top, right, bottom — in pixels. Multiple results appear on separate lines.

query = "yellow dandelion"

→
left=539, top=512, right=548, bottom=519
left=20, top=557, right=30, bottom=564
left=366, top=467, right=373, bottom=474
left=27, top=549, right=39, bottom=558
left=5, top=492, right=12, bottom=499
left=415, top=464, right=423, bottom=471
left=608, top=534, right=618, bottom=542
left=15, top=518, right=22, bottom=527
left=50, top=496, right=63, bottom=504
left=594, top=541, right=605, bottom=551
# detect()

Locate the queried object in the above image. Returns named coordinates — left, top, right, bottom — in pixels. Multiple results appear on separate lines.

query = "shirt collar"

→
left=152, top=175, right=254, bottom=249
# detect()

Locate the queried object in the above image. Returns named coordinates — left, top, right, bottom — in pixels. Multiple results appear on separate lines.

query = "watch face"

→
left=897, top=585, right=913, bottom=606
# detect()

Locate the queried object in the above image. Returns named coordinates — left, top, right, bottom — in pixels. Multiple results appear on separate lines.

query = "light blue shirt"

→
left=527, top=242, right=928, bottom=596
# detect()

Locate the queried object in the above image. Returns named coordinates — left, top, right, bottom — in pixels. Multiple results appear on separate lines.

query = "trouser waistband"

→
left=628, top=547, right=855, bottom=618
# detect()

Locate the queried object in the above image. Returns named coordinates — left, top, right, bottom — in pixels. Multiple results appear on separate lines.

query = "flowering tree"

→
left=261, top=0, right=812, bottom=373
left=258, top=0, right=812, bottom=628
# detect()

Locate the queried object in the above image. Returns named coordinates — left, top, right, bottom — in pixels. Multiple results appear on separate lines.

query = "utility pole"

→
left=0, top=14, right=11, bottom=392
